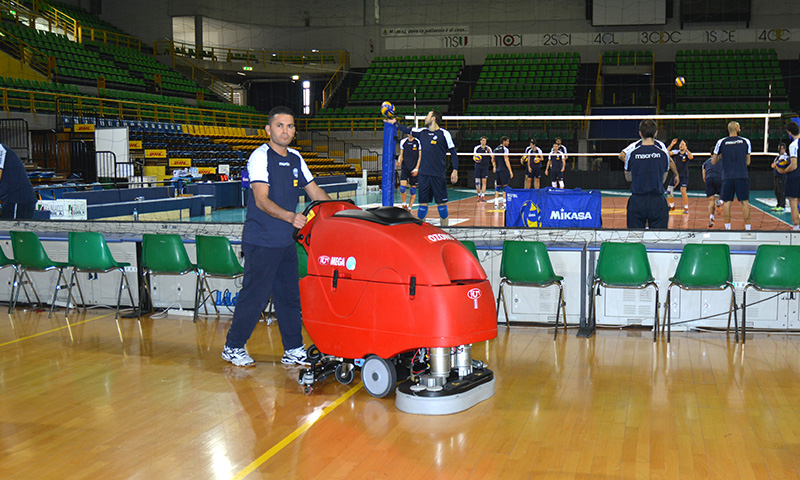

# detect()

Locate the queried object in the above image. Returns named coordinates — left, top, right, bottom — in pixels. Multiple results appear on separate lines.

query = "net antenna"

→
left=413, top=87, right=418, bottom=129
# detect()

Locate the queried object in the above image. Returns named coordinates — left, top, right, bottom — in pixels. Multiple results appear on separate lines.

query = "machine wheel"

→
left=361, top=355, right=397, bottom=398
left=334, top=363, right=355, bottom=385
left=307, top=345, right=323, bottom=362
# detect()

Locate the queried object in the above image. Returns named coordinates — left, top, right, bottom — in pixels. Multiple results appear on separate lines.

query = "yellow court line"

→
left=0, top=312, right=114, bottom=348
left=232, top=382, right=364, bottom=480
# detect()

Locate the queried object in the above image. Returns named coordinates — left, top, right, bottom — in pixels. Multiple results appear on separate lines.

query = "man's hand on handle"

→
left=291, top=213, right=307, bottom=229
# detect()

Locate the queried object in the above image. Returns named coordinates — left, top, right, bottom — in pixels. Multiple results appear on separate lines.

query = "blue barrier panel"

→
left=506, top=187, right=602, bottom=228
left=382, top=121, right=397, bottom=207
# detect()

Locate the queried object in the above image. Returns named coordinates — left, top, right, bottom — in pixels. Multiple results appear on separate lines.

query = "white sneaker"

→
left=222, top=345, right=255, bottom=367
left=281, top=345, right=311, bottom=366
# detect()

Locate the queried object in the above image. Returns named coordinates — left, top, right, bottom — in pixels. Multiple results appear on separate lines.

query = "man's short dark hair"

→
left=639, top=119, right=657, bottom=139
left=431, top=109, right=443, bottom=127
left=786, top=121, right=799, bottom=136
left=268, top=106, right=295, bottom=125
left=529, top=138, right=536, bottom=145
left=501, top=136, right=510, bottom=143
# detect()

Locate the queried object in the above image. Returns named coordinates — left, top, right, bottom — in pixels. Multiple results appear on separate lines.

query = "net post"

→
left=381, top=121, right=397, bottom=207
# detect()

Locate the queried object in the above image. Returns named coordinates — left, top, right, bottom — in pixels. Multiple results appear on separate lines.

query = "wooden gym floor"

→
left=2, top=306, right=800, bottom=479
left=439, top=191, right=791, bottom=230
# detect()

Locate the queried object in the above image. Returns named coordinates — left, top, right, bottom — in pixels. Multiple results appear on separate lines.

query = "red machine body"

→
left=296, top=201, right=497, bottom=360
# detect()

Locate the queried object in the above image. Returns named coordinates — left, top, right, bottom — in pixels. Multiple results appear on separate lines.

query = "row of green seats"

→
left=487, top=52, right=579, bottom=61
left=677, top=48, right=777, bottom=60
left=603, top=50, right=653, bottom=65
left=472, top=87, right=575, bottom=101
left=374, top=54, right=463, bottom=63
left=0, top=76, right=79, bottom=94
left=466, top=104, right=582, bottom=115
left=198, top=101, right=258, bottom=113
left=666, top=102, right=792, bottom=114
left=367, top=60, right=462, bottom=70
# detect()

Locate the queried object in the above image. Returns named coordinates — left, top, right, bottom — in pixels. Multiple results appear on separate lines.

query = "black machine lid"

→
left=333, top=206, right=424, bottom=226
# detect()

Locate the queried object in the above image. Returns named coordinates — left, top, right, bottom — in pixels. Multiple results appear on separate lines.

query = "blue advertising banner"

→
left=506, top=187, right=602, bottom=228
left=381, top=121, right=398, bottom=207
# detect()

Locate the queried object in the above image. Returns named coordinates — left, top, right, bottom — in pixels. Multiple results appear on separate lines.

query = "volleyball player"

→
left=667, top=138, right=693, bottom=214
left=385, top=110, right=458, bottom=227
left=522, top=138, right=543, bottom=189
left=771, top=142, right=788, bottom=212
left=702, top=157, right=723, bottom=227
left=555, top=136, right=568, bottom=159
left=396, top=131, right=420, bottom=211
left=545, top=141, right=565, bottom=188
left=492, top=136, right=513, bottom=208
left=473, top=136, right=492, bottom=202
left=778, top=122, right=800, bottom=231
left=711, top=121, right=751, bottom=230
left=624, top=119, right=676, bottom=229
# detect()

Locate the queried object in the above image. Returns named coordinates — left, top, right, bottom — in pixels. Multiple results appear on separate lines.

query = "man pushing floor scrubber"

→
left=295, top=200, right=498, bottom=415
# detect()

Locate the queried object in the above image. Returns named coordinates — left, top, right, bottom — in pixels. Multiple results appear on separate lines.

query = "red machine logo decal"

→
left=467, top=288, right=482, bottom=309
left=318, top=255, right=331, bottom=265
left=426, top=233, right=454, bottom=243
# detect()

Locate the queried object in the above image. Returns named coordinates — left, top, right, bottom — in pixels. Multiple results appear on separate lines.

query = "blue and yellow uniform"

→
left=397, top=124, right=458, bottom=205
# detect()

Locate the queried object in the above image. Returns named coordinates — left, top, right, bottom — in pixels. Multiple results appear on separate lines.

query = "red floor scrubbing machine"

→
left=295, top=200, right=497, bottom=415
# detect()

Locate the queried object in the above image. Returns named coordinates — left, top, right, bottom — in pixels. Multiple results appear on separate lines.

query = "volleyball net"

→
left=393, top=111, right=795, bottom=231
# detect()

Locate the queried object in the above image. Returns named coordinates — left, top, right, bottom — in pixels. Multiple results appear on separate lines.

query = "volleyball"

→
left=777, top=156, right=790, bottom=168
left=473, top=154, right=482, bottom=162
left=380, top=101, right=395, bottom=118
left=675, top=76, right=686, bottom=87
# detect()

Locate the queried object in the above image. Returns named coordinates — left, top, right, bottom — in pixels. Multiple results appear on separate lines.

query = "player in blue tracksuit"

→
left=702, top=157, right=723, bottom=228
left=493, top=136, right=513, bottom=207
left=397, top=132, right=420, bottom=210
left=777, top=122, right=800, bottom=231
left=666, top=138, right=694, bottom=213
left=771, top=143, right=788, bottom=213
left=522, top=139, right=543, bottom=189
left=712, top=121, right=752, bottom=230
left=385, top=110, right=459, bottom=226
left=624, top=119, right=679, bottom=229
left=545, top=141, right=566, bottom=188
left=473, top=136, right=492, bottom=202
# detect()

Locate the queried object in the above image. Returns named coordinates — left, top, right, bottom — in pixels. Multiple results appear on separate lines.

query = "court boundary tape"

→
left=0, top=312, right=114, bottom=348
left=231, top=382, right=364, bottom=480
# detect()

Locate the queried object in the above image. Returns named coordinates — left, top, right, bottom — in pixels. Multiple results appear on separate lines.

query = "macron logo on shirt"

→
left=635, top=153, right=662, bottom=159
left=725, top=139, right=744, bottom=145
left=278, top=161, right=290, bottom=167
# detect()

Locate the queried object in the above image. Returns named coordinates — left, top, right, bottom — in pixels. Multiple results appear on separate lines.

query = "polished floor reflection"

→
left=1, top=307, right=799, bottom=479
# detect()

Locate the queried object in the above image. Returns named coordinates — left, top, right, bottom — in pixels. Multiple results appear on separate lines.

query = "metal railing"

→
left=0, top=0, right=141, bottom=50
left=0, top=117, right=29, bottom=160
left=322, top=60, right=347, bottom=109
left=79, top=26, right=141, bottom=50
left=0, top=86, right=271, bottom=128
left=168, top=54, right=234, bottom=102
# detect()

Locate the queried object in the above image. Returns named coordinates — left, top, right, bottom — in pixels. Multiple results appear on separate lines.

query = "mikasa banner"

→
left=505, top=187, right=602, bottom=228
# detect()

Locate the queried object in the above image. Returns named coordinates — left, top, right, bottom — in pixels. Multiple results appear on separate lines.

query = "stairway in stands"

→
left=449, top=64, right=482, bottom=114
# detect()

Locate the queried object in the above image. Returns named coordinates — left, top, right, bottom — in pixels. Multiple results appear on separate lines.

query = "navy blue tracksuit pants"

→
left=225, top=242, right=303, bottom=351
left=627, top=194, right=669, bottom=229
